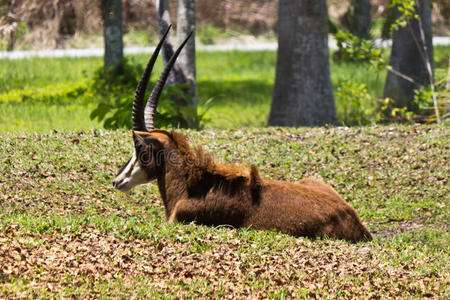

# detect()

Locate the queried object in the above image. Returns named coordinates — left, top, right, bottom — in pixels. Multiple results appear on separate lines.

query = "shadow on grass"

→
left=197, top=79, right=273, bottom=128
left=198, top=79, right=273, bottom=106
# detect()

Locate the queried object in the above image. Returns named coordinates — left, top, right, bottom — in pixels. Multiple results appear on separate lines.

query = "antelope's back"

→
left=249, top=178, right=372, bottom=242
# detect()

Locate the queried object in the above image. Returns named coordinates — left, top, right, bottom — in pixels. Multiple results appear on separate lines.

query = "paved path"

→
left=1, top=37, right=449, bottom=60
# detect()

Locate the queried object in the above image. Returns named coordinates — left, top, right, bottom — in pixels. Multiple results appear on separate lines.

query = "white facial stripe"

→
left=114, top=151, right=151, bottom=192
left=116, top=152, right=138, bottom=183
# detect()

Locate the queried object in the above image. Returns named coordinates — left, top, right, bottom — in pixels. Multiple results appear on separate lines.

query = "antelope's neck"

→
left=156, top=159, right=188, bottom=218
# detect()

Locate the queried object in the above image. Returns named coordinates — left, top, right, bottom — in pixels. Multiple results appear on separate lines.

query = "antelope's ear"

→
left=133, top=131, right=165, bottom=151
left=133, top=131, right=149, bottom=149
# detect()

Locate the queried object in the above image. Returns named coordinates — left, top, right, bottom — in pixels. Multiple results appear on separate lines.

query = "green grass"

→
left=1, top=46, right=448, bottom=132
left=0, top=125, right=448, bottom=298
left=0, top=103, right=99, bottom=132
left=0, top=56, right=102, bottom=91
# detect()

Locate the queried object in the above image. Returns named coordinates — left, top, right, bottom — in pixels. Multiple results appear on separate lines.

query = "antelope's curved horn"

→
left=144, top=31, right=193, bottom=130
left=132, top=25, right=171, bottom=131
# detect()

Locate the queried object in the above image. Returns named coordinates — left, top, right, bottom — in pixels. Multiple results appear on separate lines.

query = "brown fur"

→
left=136, top=129, right=372, bottom=243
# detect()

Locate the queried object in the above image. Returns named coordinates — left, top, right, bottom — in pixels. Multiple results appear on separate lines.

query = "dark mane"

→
left=168, top=131, right=262, bottom=190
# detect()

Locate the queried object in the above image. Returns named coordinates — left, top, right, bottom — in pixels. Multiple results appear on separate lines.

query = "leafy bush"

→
left=0, top=79, right=90, bottom=104
left=333, top=30, right=386, bottom=71
left=90, top=57, right=143, bottom=97
left=389, top=0, right=418, bottom=31
left=335, top=81, right=380, bottom=126
left=378, top=67, right=449, bottom=124
left=379, top=98, right=415, bottom=122
left=89, top=58, right=210, bottom=130
left=332, top=30, right=392, bottom=125
left=90, top=84, right=209, bottom=130
left=412, top=85, right=450, bottom=123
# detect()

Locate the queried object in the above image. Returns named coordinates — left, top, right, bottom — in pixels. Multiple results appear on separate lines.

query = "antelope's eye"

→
left=137, top=148, right=151, bottom=166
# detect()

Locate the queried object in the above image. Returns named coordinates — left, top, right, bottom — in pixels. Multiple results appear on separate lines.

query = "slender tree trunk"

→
left=269, top=0, right=336, bottom=127
left=155, top=0, right=174, bottom=67
left=73, top=1, right=87, bottom=38
left=155, top=0, right=195, bottom=127
left=101, top=0, right=123, bottom=75
left=352, top=0, right=371, bottom=39
left=176, top=0, right=197, bottom=108
left=155, top=0, right=187, bottom=87
left=383, top=0, right=433, bottom=111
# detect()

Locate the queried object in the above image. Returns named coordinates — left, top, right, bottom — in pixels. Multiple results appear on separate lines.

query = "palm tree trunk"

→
left=383, top=0, right=433, bottom=111
left=176, top=0, right=197, bottom=108
left=353, top=0, right=371, bottom=39
left=155, top=0, right=196, bottom=127
left=155, top=0, right=188, bottom=89
left=269, top=0, right=336, bottom=127
left=101, top=0, right=123, bottom=75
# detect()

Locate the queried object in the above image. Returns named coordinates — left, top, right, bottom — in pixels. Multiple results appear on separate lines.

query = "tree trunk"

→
left=155, top=0, right=187, bottom=87
left=101, top=0, right=123, bottom=75
left=383, top=0, right=433, bottom=111
left=269, top=0, right=336, bottom=127
left=176, top=0, right=197, bottom=108
left=155, top=0, right=195, bottom=127
left=352, top=0, right=371, bottom=39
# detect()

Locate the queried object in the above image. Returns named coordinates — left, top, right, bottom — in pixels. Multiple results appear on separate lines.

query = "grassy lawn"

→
left=0, top=125, right=449, bottom=298
left=2, top=45, right=449, bottom=132
left=1, top=46, right=448, bottom=132
left=0, top=49, right=391, bottom=132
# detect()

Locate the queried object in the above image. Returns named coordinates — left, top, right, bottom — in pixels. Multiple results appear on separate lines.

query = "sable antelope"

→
left=112, top=27, right=372, bottom=243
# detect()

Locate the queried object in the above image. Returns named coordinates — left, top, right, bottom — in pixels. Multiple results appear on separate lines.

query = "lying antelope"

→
left=112, top=27, right=372, bottom=243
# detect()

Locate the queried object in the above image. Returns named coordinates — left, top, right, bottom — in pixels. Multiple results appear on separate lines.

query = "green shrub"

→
left=412, top=85, right=450, bottom=123
left=0, top=79, right=90, bottom=104
left=335, top=81, right=380, bottom=126
left=333, top=30, right=386, bottom=71
left=378, top=67, right=449, bottom=124
left=89, top=58, right=210, bottom=130
left=332, top=30, right=389, bottom=125
left=90, top=84, right=209, bottom=130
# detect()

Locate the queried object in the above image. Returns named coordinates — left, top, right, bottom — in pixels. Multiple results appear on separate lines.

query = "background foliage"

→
left=1, top=0, right=449, bottom=50
left=1, top=46, right=449, bottom=132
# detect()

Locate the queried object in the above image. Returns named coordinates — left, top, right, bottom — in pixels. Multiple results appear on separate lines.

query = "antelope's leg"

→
left=168, top=198, right=205, bottom=224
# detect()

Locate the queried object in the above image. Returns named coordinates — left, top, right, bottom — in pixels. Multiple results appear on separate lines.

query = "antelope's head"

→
left=113, top=26, right=192, bottom=192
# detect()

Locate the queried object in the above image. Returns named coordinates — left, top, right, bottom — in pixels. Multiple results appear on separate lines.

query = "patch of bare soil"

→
left=371, top=220, right=450, bottom=238
left=0, top=226, right=446, bottom=298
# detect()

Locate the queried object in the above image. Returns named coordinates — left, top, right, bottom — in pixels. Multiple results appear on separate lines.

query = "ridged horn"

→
left=131, top=25, right=171, bottom=131
left=144, top=31, right=193, bottom=130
